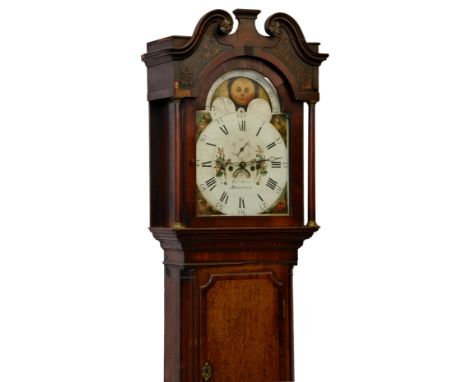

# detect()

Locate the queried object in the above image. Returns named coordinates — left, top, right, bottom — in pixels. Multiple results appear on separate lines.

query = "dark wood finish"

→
left=200, top=269, right=284, bottom=381
left=143, top=8, right=327, bottom=381
left=143, top=9, right=327, bottom=230
left=151, top=227, right=312, bottom=382
left=142, top=9, right=327, bottom=102
left=173, top=99, right=183, bottom=227
left=149, top=100, right=171, bottom=227
left=184, top=59, right=305, bottom=228
left=307, top=101, right=319, bottom=228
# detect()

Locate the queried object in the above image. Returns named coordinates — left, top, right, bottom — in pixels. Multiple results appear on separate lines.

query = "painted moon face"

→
left=229, top=77, right=256, bottom=106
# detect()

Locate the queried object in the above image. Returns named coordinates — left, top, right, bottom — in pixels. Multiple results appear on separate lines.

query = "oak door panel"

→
left=200, top=271, right=284, bottom=381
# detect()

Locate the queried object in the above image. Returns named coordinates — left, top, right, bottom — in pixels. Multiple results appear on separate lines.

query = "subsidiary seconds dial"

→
left=196, top=109, right=288, bottom=216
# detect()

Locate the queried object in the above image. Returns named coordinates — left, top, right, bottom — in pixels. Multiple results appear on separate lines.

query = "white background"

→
left=1, top=1, right=467, bottom=381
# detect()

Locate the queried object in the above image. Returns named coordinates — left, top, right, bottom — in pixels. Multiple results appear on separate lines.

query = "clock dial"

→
left=196, top=109, right=288, bottom=216
left=197, top=69, right=289, bottom=217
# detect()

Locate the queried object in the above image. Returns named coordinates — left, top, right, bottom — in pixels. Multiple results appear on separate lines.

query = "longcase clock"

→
left=142, top=8, right=328, bottom=381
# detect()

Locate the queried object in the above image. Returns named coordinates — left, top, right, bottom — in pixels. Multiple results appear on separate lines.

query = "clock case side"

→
left=142, top=8, right=328, bottom=230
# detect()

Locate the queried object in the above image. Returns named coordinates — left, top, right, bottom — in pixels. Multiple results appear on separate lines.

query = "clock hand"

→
left=255, top=156, right=282, bottom=164
left=230, top=156, right=282, bottom=166
left=229, top=155, right=281, bottom=167
left=234, top=141, right=249, bottom=156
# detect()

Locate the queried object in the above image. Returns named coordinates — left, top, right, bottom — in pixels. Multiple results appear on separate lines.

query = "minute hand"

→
left=254, top=156, right=282, bottom=164
left=229, top=156, right=282, bottom=166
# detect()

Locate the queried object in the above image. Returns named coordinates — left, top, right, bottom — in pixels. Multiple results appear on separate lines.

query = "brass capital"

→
left=306, top=220, right=320, bottom=229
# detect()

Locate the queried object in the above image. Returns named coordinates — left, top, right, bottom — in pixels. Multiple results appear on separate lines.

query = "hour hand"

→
left=235, top=141, right=249, bottom=156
